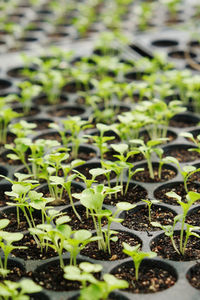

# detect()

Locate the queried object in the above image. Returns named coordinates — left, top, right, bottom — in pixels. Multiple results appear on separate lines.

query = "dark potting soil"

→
left=32, top=265, right=81, bottom=291
left=154, top=182, right=200, bottom=205
left=104, top=184, right=147, bottom=205
left=12, top=234, right=58, bottom=260
left=140, top=131, right=176, bottom=144
left=169, top=119, right=198, bottom=128
left=132, top=167, right=176, bottom=183
left=13, top=107, right=40, bottom=117
left=151, top=233, right=200, bottom=261
left=33, top=95, right=68, bottom=106
left=112, top=263, right=176, bottom=293
left=0, top=187, right=11, bottom=207
left=0, top=264, right=26, bottom=282
left=163, top=147, right=200, bottom=162
left=187, top=263, right=200, bottom=289
left=122, top=205, right=176, bottom=232
left=81, top=231, right=141, bottom=261
left=48, top=107, right=84, bottom=117
left=62, top=205, right=107, bottom=231
left=0, top=133, right=16, bottom=147
left=186, top=207, right=200, bottom=226
left=27, top=119, right=53, bottom=131
left=0, top=209, right=42, bottom=232
left=32, top=257, right=100, bottom=293
left=41, top=185, right=82, bottom=206
left=65, top=150, right=96, bottom=163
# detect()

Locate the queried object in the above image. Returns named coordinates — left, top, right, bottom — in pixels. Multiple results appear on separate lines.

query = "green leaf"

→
left=116, top=202, right=136, bottom=211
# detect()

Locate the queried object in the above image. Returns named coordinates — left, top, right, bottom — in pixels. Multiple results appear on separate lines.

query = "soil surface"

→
left=132, top=167, right=176, bottom=183
left=187, top=263, right=200, bottom=289
left=163, top=147, right=200, bottom=162
left=122, top=205, right=176, bottom=231
left=48, top=107, right=84, bottom=117
left=12, top=234, right=58, bottom=260
left=151, top=232, right=200, bottom=261
left=154, top=182, right=200, bottom=205
left=0, top=209, right=42, bottom=232
left=112, top=262, right=176, bottom=293
left=104, top=183, right=147, bottom=205
left=186, top=206, right=200, bottom=226
left=81, top=231, right=141, bottom=261
left=61, top=205, right=107, bottom=230
left=31, top=259, right=100, bottom=291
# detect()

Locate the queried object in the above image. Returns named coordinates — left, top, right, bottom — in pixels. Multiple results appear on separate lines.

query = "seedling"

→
left=0, top=229, right=26, bottom=277
left=163, top=156, right=200, bottom=193
left=8, top=120, right=36, bottom=138
left=0, top=103, right=20, bottom=145
left=50, top=116, right=92, bottom=159
left=142, top=199, right=160, bottom=223
left=64, top=263, right=128, bottom=300
left=15, top=81, right=41, bottom=115
left=123, top=243, right=157, bottom=280
left=152, top=191, right=200, bottom=255
left=73, top=185, right=135, bottom=253
left=0, top=278, right=42, bottom=299
left=64, top=262, right=102, bottom=288
left=63, top=229, right=101, bottom=265
left=130, top=138, right=167, bottom=179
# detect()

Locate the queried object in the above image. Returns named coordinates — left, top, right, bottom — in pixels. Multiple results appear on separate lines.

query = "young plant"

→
left=0, top=229, right=26, bottom=278
left=110, top=143, right=143, bottom=194
left=152, top=191, right=200, bottom=255
left=142, top=199, right=160, bottom=223
left=0, top=278, right=42, bottom=299
left=86, top=123, right=117, bottom=160
left=130, top=138, right=167, bottom=179
left=64, top=263, right=128, bottom=300
left=15, top=81, right=41, bottom=115
left=163, top=156, right=200, bottom=193
left=36, top=69, right=66, bottom=104
left=29, top=216, right=71, bottom=269
left=63, top=229, right=101, bottom=265
left=0, top=95, right=20, bottom=145
left=73, top=184, right=135, bottom=254
left=50, top=116, right=92, bottom=159
left=123, top=243, right=157, bottom=280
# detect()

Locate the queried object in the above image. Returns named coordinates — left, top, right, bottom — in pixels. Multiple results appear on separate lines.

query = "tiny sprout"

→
left=142, top=199, right=160, bottom=223
left=123, top=242, right=157, bottom=280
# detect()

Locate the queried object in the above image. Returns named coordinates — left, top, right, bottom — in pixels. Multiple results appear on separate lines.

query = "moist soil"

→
left=163, top=147, right=200, bottom=162
left=154, top=182, right=200, bottom=205
left=0, top=209, right=42, bottom=232
left=0, top=187, right=11, bottom=207
left=39, top=184, right=83, bottom=206
left=61, top=205, right=107, bottom=231
left=48, top=107, right=84, bottom=117
left=27, top=119, right=54, bottom=131
left=104, top=184, right=147, bottom=205
left=31, top=258, right=101, bottom=292
left=122, top=205, right=176, bottom=231
left=12, top=234, right=58, bottom=260
left=187, top=263, right=200, bottom=289
left=0, top=264, right=26, bottom=282
left=132, top=167, right=176, bottom=183
left=151, top=232, right=200, bottom=261
left=33, top=95, right=68, bottom=106
left=80, top=231, right=141, bottom=261
left=186, top=206, right=200, bottom=226
left=169, top=119, right=198, bottom=127
left=31, top=264, right=81, bottom=291
left=112, top=263, right=176, bottom=293
left=13, top=107, right=40, bottom=117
